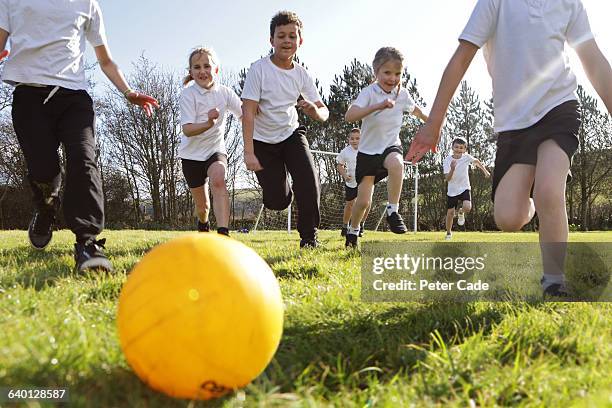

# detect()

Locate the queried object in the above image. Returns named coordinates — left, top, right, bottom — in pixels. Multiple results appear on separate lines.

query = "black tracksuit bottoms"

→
left=253, top=126, right=320, bottom=240
left=12, top=85, right=104, bottom=243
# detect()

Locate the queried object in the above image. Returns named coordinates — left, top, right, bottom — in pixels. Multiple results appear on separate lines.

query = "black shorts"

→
left=447, top=189, right=471, bottom=209
left=355, top=145, right=403, bottom=185
left=492, top=100, right=581, bottom=201
left=181, top=153, right=227, bottom=188
left=345, top=185, right=358, bottom=201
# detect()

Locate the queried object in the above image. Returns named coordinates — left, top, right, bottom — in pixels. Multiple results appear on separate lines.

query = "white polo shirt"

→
left=459, top=0, right=593, bottom=132
left=179, top=83, right=242, bottom=162
left=352, top=84, right=416, bottom=155
left=443, top=153, right=475, bottom=197
left=241, top=56, right=323, bottom=144
left=336, top=145, right=358, bottom=188
left=0, top=0, right=107, bottom=90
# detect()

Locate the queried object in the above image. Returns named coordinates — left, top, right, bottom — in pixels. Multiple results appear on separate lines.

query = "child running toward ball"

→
left=179, top=47, right=242, bottom=236
left=0, top=0, right=158, bottom=272
left=241, top=11, right=329, bottom=249
left=336, top=128, right=370, bottom=237
left=344, top=46, right=428, bottom=248
left=443, top=137, right=490, bottom=240
left=406, top=0, right=611, bottom=297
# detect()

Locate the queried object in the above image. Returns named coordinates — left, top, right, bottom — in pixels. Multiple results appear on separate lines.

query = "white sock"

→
left=348, top=226, right=360, bottom=236
left=387, top=203, right=399, bottom=215
left=541, top=273, right=565, bottom=290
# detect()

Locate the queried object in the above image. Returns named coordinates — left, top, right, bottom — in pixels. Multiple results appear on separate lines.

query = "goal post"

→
left=248, top=149, right=419, bottom=234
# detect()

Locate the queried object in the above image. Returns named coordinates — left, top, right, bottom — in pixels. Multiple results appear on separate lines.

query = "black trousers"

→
left=254, top=127, right=320, bottom=240
left=12, top=85, right=104, bottom=243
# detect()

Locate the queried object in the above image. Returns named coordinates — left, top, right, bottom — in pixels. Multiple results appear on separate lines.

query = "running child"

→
left=0, top=0, right=159, bottom=272
left=179, top=47, right=242, bottom=236
left=443, top=137, right=490, bottom=240
left=241, top=11, right=329, bottom=248
left=344, top=47, right=428, bottom=248
left=406, top=0, right=611, bottom=296
left=336, top=128, right=369, bottom=237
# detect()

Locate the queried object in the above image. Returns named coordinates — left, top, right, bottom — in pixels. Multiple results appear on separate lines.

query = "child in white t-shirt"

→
left=241, top=11, right=329, bottom=249
left=344, top=47, right=428, bottom=248
left=406, top=0, right=611, bottom=297
left=179, top=47, right=242, bottom=236
left=443, top=137, right=490, bottom=240
left=336, top=128, right=369, bottom=237
left=0, top=0, right=158, bottom=272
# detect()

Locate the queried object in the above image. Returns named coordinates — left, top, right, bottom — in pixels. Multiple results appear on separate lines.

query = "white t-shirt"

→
left=459, top=0, right=593, bottom=132
left=241, top=56, right=323, bottom=144
left=0, top=0, right=107, bottom=90
left=179, top=83, right=242, bottom=161
left=336, top=145, right=358, bottom=188
left=443, top=153, right=475, bottom=197
left=352, top=84, right=416, bottom=155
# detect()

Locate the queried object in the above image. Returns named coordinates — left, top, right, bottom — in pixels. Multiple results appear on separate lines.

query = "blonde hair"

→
left=372, top=47, right=404, bottom=97
left=183, top=47, right=219, bottom=86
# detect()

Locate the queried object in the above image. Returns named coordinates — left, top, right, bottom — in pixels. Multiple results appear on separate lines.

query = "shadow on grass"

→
left=267, top=302, right=507, bottom=395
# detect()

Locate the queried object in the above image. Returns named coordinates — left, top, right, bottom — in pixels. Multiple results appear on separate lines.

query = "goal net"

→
left=241, top=150, right=419, bottom=234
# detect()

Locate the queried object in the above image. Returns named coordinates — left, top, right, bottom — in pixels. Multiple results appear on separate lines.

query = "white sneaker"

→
left=457, top=212, right=465, bottom=226
left=445, top=232, right=452, bottom=240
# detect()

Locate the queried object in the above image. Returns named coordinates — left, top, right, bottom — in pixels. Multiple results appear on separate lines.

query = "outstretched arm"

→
left=473, top=159, right=491, bottom=178
left=345, top=99, right=394, bottom=122
left=575, top=39, right=612, bottom=114
left=94, top=45, right=159, bottom=116
left=412, top=106, right=429, bottom=122
left=406, top=41, right=479, bottom=163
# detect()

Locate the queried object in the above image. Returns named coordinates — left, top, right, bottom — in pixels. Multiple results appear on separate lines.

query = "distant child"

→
left=336, top=128, right=369, bottom=237
left=0, top=0, right=159, bottom=272
left=179, top=47, right=242, bottom=236
left=344, top=47, right=428, bottom=248
left=407, top=0, right=611, bottom=296
left=241, top=11, right=329, bottom=248
left=443, top=137, right=490, bottom=240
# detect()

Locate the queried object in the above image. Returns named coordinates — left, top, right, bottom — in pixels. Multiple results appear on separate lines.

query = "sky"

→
left=91, top=0, right=612, bottom=109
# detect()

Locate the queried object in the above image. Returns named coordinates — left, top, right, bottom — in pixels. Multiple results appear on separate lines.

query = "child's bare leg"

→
left=494, top=164, right=536, bottom=231
left=461, top=200, right=472, bottom=214
left=350, top=178, right=374, bottom=230
left=533, top=139, right=570, bottom=281
left=191, top=182, right=210, bottom=223
left=343, top=199, right=354, bottom=225
left=384, top=152, right=404, bottom=207
left=446, top=208, right=455, bottom=234
left=208, top=162, right=229, bottom=229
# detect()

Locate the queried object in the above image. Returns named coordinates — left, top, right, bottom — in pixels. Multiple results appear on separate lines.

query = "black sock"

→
left=217, top=227, right=229, bottom=236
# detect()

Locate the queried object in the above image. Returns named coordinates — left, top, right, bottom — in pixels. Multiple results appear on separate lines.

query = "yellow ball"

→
left=116, top=233, right=284, bottom=400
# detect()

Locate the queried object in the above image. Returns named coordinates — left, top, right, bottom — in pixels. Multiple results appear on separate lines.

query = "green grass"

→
left=1, top=230, right=611, bottom=407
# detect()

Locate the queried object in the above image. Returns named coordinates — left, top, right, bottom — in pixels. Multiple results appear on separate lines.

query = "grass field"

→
left=1, top=230, right=611, bottom=407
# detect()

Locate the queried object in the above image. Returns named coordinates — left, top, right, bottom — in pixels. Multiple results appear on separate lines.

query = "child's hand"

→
left=244, top=151, right=263, bottom=172
left=126, top=91, right=160, bottom=117
left=484, top=170, right=491, bottom=179
left=0, top=50, right=9, bottom=62
left=379, top=99, right=395, bottom=111
left=405, top=122, right=442, bottom=163
left=207, top=108, right=220, bottom=123
left=450, top=159, right=457, bottom=170
left=345, top=175, right=353, bottom=182
left=297, top=99, right=317, bottom=117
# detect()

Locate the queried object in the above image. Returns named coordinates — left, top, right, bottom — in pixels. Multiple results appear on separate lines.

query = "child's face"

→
left=452, top=143, right=467, bottom=155
left=348, top=132, right=360, bottom=149
left=270, top=23, right=302, bottom=61
left=375, top=59, right=403, bottom=93
left=190, top=53, right=217, bottom=88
